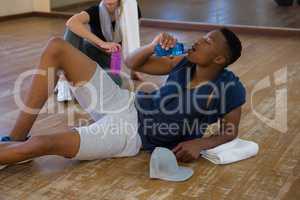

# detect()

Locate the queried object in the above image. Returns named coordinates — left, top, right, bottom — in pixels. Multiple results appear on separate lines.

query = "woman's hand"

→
left=97, top=41, right=122, bottom=53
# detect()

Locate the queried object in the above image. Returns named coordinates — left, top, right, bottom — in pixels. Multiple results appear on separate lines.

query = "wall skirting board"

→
left=0, top=11, right=73, bottom=22
left=0, top=11, right=299, bottom=37
left=140, top=18, right=300, bottom=37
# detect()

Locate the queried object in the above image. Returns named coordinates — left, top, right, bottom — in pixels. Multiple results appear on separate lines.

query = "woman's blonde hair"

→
left=117, top=0, right=123, bottom=19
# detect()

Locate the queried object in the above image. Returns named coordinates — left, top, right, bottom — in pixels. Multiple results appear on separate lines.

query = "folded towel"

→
left=200, top=138, right=259, bottom=165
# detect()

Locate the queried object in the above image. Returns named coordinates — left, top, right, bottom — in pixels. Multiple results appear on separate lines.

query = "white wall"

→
left=50, top=0, right=94, bottom=9
left=0, top=0, right=33, bottom=17
left=33, top=0, right=50, bottom=12
left=0, top=0, right=50, bottom=17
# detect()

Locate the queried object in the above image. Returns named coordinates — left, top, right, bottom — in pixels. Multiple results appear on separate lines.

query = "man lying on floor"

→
left=0, top=28, right=245, bottom=168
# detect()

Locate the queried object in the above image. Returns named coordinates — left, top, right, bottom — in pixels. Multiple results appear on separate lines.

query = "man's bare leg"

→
left=9, top=37, right=97, bottom=141
left=0, top=131, right=80, bottom=165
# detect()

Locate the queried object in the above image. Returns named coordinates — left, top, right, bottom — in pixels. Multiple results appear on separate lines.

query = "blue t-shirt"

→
left=135, top=58, right=246, bottom=151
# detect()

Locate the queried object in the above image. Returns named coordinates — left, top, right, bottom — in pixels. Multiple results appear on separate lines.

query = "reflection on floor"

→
left=52, top=0, right=300, bottom=29
left=0, top=17, right=300, bottom=200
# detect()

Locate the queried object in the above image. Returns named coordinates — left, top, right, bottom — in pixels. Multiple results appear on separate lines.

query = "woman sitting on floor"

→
left=56, top=0, right=143, bottom=101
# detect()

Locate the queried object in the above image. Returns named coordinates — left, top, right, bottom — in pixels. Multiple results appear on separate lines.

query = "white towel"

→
left=120, top=0, right=140, bottom=57
left=200, top=138, right=259, bottom=165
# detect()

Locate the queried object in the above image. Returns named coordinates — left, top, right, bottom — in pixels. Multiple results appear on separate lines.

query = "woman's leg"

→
left=0, top=131, right=80, bottom=165
left=9, top=37, right=97, bottom=141
left=63, top=28, right=84, bottom=51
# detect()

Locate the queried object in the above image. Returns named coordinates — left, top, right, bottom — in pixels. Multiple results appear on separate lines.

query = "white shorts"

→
left=70, top=65, right=142, bottom=160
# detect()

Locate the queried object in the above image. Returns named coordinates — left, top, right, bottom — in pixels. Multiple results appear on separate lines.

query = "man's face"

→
left=103, top=0, right=120, bottom=12
left=186, top=30, right=229, bottom=67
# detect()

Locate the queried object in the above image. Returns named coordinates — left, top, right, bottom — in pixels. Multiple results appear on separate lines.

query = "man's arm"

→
left=125, top=33, right=183, bottom=75
left=173, top=106, right=242, bottom=163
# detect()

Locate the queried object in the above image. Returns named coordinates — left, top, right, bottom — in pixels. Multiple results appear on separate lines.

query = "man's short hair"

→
left=219, top=28, right=242, bottom=66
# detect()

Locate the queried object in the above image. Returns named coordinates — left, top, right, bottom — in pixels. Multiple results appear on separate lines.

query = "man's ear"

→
left=214, top=55, right=226, bottom=65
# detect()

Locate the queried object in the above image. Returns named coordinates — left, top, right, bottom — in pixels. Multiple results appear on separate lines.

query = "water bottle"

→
left=155, top=42, right=187, bottom=57
left=110, top=51, right=122, bottom=75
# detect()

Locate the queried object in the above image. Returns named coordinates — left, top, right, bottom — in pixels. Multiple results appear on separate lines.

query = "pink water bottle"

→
left=110, top=51, right=122, bottom=75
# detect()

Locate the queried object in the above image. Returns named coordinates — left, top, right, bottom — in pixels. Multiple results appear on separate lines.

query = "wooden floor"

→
left=52, top=0, right=300, bottom=29
left=0, top=17, right=300, bottom=200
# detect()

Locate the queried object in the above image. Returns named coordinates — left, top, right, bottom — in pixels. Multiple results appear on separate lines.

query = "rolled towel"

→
left=200, top=138, right=259, bottom=165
